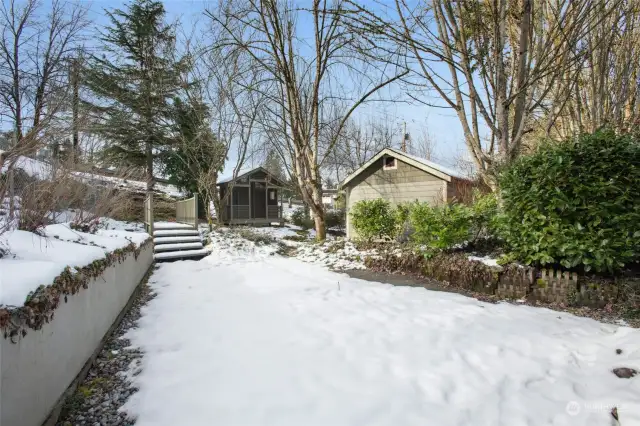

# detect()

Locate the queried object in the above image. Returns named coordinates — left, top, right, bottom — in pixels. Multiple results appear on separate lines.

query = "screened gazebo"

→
left=217, top=167, right=286, bottom=225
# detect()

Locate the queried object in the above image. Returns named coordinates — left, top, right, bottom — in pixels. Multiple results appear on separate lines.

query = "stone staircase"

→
left=152, top=222, right=209, bottom=261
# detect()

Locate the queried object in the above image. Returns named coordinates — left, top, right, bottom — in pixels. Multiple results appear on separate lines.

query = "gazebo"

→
left=217, top=166, right=286, bottom=225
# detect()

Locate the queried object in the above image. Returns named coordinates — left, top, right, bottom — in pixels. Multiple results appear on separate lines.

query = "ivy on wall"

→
left=0, top=238, right=153, bottom=342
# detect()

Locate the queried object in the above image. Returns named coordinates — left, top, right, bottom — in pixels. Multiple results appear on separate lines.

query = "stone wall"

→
left=365, top=252, right=627, bottom=308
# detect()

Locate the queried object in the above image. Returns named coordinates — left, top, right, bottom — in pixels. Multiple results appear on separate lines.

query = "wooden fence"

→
left=176, top=195, right=198, bottom=228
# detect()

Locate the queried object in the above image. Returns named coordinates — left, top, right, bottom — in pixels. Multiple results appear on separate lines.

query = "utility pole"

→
left=401, top=121, right=408, bottom=152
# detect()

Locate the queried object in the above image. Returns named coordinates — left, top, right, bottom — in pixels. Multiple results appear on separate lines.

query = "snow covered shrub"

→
left=409, top=202, right=473, bottom=252
left=350, top=199, right=396, bottom=241
left=498, top=129, right=640, bottom=272
left=290, top=208, right=314, bottom=230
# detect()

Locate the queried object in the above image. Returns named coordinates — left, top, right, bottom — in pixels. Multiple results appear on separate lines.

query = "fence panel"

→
left=176, top=195, right=198, bottom=228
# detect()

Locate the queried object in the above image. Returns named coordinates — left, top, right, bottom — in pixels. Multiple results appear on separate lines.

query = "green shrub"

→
left=394, top=202, right=415, bottom=241
left=498, top=129, right=640, bottom=272
left=409, top=202, right=473, bottom=251
left=325, top=209, right=345, bottom=230
left=350, top=199, right=396, bottom=241
left=470, top=191, right=499, bottom=239
left=290, top=208, right=314, bottom=230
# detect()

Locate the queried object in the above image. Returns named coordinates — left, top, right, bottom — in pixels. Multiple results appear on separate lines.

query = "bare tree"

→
left=540, top=0, right=640, bottom=138
left=323, top=115, right=399, bottom=184
left=0, top=0, right=88, bottom=220
left=407, top=120, right=437, bottom=161
left=343, top=0, right=619, bottom=188
left=198, top=30, right=266, bottom=223
left=207, top=0, right=407, bottom=239
left=0, top=0, right=88, bottom=171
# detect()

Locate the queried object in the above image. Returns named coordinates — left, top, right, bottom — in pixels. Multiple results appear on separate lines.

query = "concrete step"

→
left=153, top=222, right=195, bottom=231
left=154, top=235, right=202, bottom=245
left=153, top=229, right=200, bottom=237
left=154, top=248, right=210, bottom=261
left=154, top=242, right=204, bottom=252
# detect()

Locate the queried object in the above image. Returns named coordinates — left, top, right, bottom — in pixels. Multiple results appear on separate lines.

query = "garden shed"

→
left=341, top=147, right=472, bottom=239
left=217, top=166, right=286, bottom=225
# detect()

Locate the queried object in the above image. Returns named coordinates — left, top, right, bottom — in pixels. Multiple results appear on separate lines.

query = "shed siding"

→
left=345, top=157, right=446, bottom=239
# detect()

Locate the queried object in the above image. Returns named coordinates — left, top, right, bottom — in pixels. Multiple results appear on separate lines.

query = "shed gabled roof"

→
left=217, top=166, right=287, bottom=187
left=340, top=147, right=468, bottom=187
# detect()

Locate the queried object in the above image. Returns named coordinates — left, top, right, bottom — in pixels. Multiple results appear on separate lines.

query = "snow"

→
left=72, top=171, right=184, bottom=197
left=0, top=152, right=183, bottom=197
left=0, top=222, right=149, bottom=307
left=250, top=225, right=301, bottom=240
left=468, top=255, right=501, bottom=268
left=217, top=166, right=258, bottom=184
left=281, top=204, right=301, bottom=220
left=294, top=240, right=375, bottom=270
left=153, top=222, right=194, bottom=230
left=123, top=236, right=640, bottom=426
left=0, top=153, right=53, bottom=180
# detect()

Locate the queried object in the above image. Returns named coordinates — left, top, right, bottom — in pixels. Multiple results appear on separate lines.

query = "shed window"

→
left=383, top=156, right=397, bottom=170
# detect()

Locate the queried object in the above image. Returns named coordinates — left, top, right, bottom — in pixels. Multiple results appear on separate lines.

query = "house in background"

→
left=217, top=166, right=286, bottom=225
left=321, top=188, right=339, bottom=208
left=340, top=147, right=472, bottom=239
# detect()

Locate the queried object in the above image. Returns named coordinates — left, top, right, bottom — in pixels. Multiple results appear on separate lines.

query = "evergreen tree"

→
left=83, top=0, right=187, bottom=191
left=164, top=96, right=225, bottom=224
left=164, top=97, right=225, bottom=195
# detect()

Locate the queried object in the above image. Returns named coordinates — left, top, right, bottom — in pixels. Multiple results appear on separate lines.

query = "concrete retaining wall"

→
left=0, top=244, right=153, bottom=426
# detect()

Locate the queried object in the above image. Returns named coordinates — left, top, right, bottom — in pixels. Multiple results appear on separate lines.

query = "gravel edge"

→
left=56, top=266, right=158, bottom=426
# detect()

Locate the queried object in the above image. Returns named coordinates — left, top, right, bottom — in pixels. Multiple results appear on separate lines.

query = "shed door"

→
left=252, top=182, right=266, bottom=218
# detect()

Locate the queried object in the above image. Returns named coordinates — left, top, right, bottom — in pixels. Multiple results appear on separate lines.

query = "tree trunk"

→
left=145, top=140, right=154, bottom=192
left=310, top=183, right=326, bottom=241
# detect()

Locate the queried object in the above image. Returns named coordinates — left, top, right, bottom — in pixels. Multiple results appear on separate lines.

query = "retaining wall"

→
left=0, top=244, right=153, bottom=426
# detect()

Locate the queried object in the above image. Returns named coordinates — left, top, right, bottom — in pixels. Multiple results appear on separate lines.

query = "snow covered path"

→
left=124, top=240, right=640, bottom=426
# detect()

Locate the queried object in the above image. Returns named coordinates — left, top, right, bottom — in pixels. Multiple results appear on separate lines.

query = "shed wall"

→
left=346, top=157, right=447, bottom=239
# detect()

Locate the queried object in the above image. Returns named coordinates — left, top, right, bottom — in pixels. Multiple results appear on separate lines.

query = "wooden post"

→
left=193, top=194, right=198, bottom=229
left=249, top=183, right=252, bottom=220
left=265, top=182, right=269, bottom=220
left=279, top=190, right=284, bottom=226
left=231, top=188, right=234, bottom=222
left=146, top=194, right=154, bottom=237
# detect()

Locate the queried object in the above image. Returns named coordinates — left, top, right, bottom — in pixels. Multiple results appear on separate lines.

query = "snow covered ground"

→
left=0, top=221, right=148, bottom=307
left=123, top=236, right=640, bottom=426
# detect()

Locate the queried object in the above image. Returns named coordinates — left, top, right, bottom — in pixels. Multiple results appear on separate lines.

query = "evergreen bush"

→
left=498, top=129, right=640, bottom=272
left=409, top=202, right=473, bottom=251
left=290, top=208, right=314, bottom=230
left=350, top=199, right=396, bottom=241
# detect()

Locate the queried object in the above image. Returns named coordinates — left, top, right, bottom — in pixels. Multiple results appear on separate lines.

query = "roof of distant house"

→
left=341, top=147, right=470, bottom=188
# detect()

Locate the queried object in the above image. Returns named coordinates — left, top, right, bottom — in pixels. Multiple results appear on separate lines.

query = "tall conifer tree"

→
left=84, top=0, right=186, bottom=190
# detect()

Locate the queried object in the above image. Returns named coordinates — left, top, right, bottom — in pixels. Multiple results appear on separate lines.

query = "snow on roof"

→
left=217, top=166, right=256, bottom=184
left=386, top=147, right=469, bottom=180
